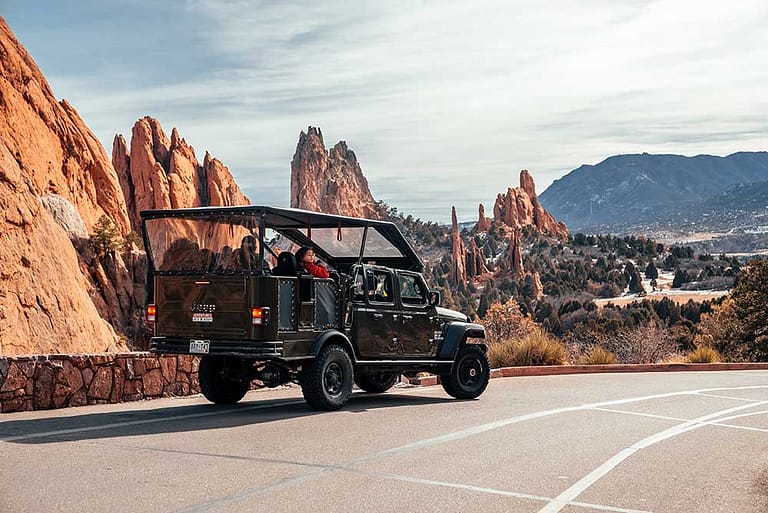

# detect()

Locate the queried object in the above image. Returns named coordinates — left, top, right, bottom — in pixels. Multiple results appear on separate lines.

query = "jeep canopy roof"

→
left=140, top=205, right=424, bottom=273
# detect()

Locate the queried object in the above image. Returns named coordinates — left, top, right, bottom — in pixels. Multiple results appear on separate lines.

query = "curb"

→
left=404, top=362, right=768, bottom=387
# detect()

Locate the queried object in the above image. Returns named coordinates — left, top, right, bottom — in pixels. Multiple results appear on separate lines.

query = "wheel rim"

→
left=324, top=362, right=344, bottom=397
left=458, top=355, right=483, bottom=389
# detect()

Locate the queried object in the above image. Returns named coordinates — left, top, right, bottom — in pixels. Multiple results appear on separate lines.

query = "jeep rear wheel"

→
left=440, top=345, right=490, bottom=400
left=198, top=356, right=250, bottom=404
left=300, top=344, right=353, bottom=410
left=355, top=371, right=400, bottom=393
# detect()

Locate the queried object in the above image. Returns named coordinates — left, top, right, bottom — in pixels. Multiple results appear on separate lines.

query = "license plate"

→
left=192, top=313, right=213, bottom=323
left=189, top=340, right=210, bottom=354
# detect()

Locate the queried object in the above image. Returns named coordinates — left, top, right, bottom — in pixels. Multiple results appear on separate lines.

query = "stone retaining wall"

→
left=0, top=353, right=200, bottom=413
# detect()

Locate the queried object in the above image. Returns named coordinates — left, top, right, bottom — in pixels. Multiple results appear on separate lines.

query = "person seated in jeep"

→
left=296, top=246, right=329, bottom=278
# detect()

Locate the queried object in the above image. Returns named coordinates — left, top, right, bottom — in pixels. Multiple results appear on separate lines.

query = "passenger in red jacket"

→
left=296, top=246, right=329, bottom=278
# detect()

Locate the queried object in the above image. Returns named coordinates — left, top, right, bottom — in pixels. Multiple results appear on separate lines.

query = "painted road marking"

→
left=693, top=392, right=766, bottom=402
left=168, top=385, right=768, bottom=512
left=348, top=469, right=652, bottom=513
left=596, top=406, right=768, bottom=433
left=537, top=400, right=768, bottom=513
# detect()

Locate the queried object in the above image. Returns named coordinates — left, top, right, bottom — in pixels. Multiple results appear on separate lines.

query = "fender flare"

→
left=309, top=330, right=357, bottom=361
left=437, top=322, right=486, bottom=360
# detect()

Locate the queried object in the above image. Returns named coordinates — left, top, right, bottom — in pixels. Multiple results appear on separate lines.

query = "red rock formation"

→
left=0, top=18, right=129, bottom=355
left=483, top=170, right=568, bottom=239
left=0, top=19, right=130, bottom=235
left=509, top=229, right=524, bottom=278
left=466, top=237, right=489, bottom=278
left=450, top=207, right=467, bottom=285
left=530, top=271, right=544, bottom=299
left=114, top=117, right=249, bottom=231
left=475, top=203, right=492, bottom=232
left=290, top=127, right=378, bottom=218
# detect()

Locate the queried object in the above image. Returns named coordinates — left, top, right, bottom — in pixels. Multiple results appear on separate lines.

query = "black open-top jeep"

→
left=141, top=206, right=489, bottom=410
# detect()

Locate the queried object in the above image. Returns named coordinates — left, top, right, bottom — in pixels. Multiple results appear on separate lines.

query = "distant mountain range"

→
left=539, top=152, right=768, bottom=234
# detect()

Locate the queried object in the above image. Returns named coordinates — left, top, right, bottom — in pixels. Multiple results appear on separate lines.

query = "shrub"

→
left=481, top=299, right=537, bottom=344
left=578, top=346, right=618, bottom=365
left=687, top=346, right=722, bottom=363
left=488, top=328, right=568, bottom=367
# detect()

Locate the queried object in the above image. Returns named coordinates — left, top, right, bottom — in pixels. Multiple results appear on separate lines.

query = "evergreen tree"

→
left=645, top=261, right=659, bottom=280
left=731, top=259, right=768, bottom=361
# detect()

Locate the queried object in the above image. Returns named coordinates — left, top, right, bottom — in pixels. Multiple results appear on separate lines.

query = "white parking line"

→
left=169, top=385, right=768, bottom=512
left=537, top=400, right=768, bottom=513
left=350, top=469, right=652, bottom=513
left=594, top=407, right=768, bottom=434
left=693, top=392, right=765, bottom=402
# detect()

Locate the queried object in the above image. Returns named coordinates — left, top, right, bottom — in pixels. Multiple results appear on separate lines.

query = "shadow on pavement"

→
left=0, top=391, right=451, bottom=445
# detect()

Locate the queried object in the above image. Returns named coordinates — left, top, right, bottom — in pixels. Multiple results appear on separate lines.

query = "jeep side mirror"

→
left=428, top=290, right=441, bottom=306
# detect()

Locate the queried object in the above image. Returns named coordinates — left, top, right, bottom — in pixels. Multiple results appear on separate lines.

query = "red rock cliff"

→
left=290, top=127, right=378, bottom=218
left=0, top=17, right=127, bottom=354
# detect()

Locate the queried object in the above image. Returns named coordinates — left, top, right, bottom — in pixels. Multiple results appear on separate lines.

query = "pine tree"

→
left=731, top=259, right=768, bottom=361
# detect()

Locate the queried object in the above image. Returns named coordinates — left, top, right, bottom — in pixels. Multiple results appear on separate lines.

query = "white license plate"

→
left=192, top=313, right=213, bottom=323
left=189, top=340, right=210, bottom=354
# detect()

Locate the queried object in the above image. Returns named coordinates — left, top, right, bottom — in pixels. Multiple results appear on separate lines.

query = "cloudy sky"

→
left=3, top=0, right=767, bottom=222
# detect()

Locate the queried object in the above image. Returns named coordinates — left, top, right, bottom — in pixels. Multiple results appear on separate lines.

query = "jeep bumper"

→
left=150, top=337, right=284, bottom=358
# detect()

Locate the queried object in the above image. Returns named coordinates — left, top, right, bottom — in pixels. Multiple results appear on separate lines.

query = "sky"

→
left=3, top=0, right=767, bottom=223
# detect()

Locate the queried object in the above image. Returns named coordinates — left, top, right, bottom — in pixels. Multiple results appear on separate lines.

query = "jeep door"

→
left=350, top=266, right=400, bottom=358
left=396, top=272, right=438, bottom=357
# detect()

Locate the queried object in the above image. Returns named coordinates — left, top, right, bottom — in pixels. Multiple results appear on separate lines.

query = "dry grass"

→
left=687, top=346, right=723, bottom=363
left=578, top=346, right=618, bottom=365
left=489, top=327, right=568, bottom=368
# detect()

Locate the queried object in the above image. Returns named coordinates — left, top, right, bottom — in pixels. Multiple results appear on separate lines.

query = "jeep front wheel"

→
left=355, top=371, right=400, bottom=393
left=300, top=344, right=353, bottom=410
left=441, top=345, right=490, bottom=400
left=198, top=356, right=250, bottom=404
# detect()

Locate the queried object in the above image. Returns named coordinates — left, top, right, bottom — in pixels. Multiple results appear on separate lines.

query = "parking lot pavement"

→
left=2, top=370, right=767, bottom=513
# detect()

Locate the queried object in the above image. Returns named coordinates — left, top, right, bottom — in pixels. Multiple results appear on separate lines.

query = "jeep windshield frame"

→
left=140, top=205, right=424, bottom=274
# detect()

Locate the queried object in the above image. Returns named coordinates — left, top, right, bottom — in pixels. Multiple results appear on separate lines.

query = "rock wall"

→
left=290, top=127, right=379, bottom=218
left=0, top=353, right=200, bottom=412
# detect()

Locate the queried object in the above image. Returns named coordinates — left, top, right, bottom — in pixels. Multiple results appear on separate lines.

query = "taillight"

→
left=146, top=304, right=157, bottom=323
left=251, top=307, right=270, bottom=326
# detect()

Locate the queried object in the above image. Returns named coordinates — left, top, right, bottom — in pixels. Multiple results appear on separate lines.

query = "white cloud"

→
left=5, top=0, right=768, bottom=223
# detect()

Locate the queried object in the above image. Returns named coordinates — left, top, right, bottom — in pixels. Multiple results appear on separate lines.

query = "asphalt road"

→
left=1, top=371, right=767, bottom=513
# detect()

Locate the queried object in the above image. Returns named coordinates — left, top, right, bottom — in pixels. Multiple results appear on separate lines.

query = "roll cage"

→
left=140, top=205, right=424, bottom=275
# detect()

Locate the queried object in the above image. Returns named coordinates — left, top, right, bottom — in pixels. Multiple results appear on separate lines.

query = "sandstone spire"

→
left=476, top=203, right=492, bottom=232
left=114, top=117, right=249, bottom=230
left=489, top=170, right=568, bottom=239
left=290, top=127, right=378, bottom=218
left=450, top=206, right=467, bottom=285
left=509, top=229, right=524, bottom=278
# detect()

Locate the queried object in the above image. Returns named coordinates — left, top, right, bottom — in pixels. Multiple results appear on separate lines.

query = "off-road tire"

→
left=198, top=356, right=250, bottom=404
left=440, top=345, right=490, bottom=400
left=355, top=371, right=400, bottom=393
left=300, top=344, right=353, bottom=410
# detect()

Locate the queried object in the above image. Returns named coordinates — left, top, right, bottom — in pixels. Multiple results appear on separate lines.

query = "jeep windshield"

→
left=141, top=206, right=424, bottom=274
